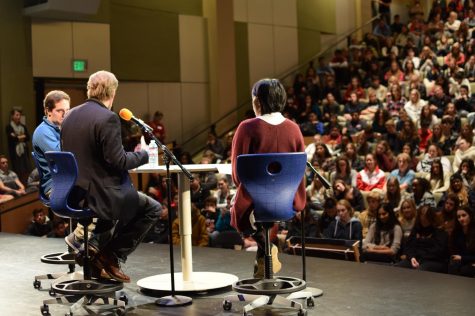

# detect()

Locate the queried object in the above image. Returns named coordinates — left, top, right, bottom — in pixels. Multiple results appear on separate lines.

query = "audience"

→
left=24, top=208, right=51, bottom=237
left=362, top=203, right=403, bottom=263
left=10, top=2, right=475, bottom=278
left=0, top=155, right=26, bottom=198
left=448, top=206, right=475, bottom=277
left=323, top=200, right=363, bottom=241
left=397, top=205, right=449, bottom=273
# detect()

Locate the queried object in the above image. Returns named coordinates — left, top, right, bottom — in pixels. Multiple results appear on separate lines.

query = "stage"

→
left=0, top=233, right=473, bottom=316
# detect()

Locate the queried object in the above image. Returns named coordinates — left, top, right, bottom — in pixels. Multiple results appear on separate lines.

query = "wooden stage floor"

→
left=0, top=233, right=473, bottom=316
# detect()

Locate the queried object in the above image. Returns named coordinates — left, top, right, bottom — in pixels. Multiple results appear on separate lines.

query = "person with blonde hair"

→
left=61, top=70, right=162, bottom=282
left=358, top=190, right=382, bottom=239
left=398, top=198, right=417, bottom=239
left=389, top=152, right=416, bottom=192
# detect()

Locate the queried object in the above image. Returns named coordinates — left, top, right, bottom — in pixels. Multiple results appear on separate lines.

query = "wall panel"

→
left=248, top=24, right=274, bottom=87
left=272, top=0, right=297, bottom=27
left=110, top=4, right=180, bottom=81
left=274, top=26, right=298, bottom=76
left=181, top=83, right=209, bottom=142
left=72, top=23, right=111, bottom=78
left=148, top=82, right=182, bottom=143
left=179, top=15, right=208, bottom=83
left=248, top=0, right=272, bottom=25
left=233, top=0, right=248, bottom=22
left=32, top=21, right=73, bottom=77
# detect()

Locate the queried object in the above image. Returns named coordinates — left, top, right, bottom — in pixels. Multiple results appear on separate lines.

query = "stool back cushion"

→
left=45, top=151, right=94, bottom=219
left=236, top=152, right=306, bottom=222
left=32, top=151, right=49, bottom=205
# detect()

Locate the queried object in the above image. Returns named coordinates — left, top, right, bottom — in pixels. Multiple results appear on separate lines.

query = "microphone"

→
left=119, top=108, right=152, bottom=131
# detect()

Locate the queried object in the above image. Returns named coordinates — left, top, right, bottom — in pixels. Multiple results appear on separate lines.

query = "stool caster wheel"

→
left=298, top=309, right=307, bottom=316
left=307, top=297, right=315, bottom=307
left=34, top=280, right=41, bottom=289
left=48, top=288, right=56, bottom=297
left=119, top=294, right=128, bottom=305
left=40, top=304, right=50, bottom=316
left=222, top=300, right=232, bottom=311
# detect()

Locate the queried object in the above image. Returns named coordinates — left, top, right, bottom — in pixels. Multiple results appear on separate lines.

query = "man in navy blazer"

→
left=61, top=70, right=160, bottom=282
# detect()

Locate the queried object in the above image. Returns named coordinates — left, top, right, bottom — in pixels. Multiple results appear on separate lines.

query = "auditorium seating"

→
left=0, top=192, right=47, bottom=233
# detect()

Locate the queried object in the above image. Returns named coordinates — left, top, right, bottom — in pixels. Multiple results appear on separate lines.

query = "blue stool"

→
left=222, top=153, right=311, bottom=315
left=40, top=151, right=126, bottom=316
left=31, top=152, right=76, bottom=296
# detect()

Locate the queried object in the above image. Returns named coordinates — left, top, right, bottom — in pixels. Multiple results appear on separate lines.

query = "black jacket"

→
left=61, top=99, right=148, bottom=221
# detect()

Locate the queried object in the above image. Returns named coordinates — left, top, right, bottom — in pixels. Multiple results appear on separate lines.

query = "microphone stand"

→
left=300, top=161, right=328, bottom=298
left=139, top=125, right=193, bottom=307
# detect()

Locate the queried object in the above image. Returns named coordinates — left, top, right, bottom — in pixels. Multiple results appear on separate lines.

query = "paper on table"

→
left=216, top=164, right=232, bottom=175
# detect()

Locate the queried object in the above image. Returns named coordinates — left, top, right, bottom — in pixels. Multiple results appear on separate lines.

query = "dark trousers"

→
left=90, top=192, right=161, bottom=262
left=396, top=258, right=447, bottom=273
left=448, top=261, right=475, bottom=278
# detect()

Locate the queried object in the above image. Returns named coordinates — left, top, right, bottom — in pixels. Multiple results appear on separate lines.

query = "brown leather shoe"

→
left=95, top=250, right=130, bottom=283
left=90, top=264, right=112, bottom=280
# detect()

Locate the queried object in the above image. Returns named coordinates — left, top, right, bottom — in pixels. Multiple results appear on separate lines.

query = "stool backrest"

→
left=236, top=152, right=306, bottom=222
left=44, top=151, right=94, bottom=219
left=32, top=151, right=49, bottom=206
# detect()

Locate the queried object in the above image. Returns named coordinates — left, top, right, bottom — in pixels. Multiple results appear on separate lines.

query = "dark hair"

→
left=204, top=196, right=217, bottom=206
left=442, top=193, right=460, bottom=221
left=10, top=108, right=22, bottom=117
left=413, top=205, right=438, bottom=231
left=335, top=157, right=351, bottom=177
left=323, top=197, right=337, bottom=213
left=52, top=218, right=65, bottom=230
left=459, top=158, right=475, bottom=181
left=32, top=209, right=44, bottom=217
left=385, top=177, right=401, bottom=206
left=251, top=79, right=287, bottom=114
left=374, top=204, right=400, bottom=246
left=453, top=207, right=475, bottom=252
left=43, top=90, right=70, bottom=112
left=430, top=158, right=444, bottom=182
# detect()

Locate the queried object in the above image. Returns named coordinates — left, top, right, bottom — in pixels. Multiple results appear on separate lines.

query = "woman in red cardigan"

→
left=231, top=78, right=306, bottom=278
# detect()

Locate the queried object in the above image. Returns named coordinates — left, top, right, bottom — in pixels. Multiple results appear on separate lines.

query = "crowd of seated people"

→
left=153, top=2, right=475, bottom=277
left=6, top=1, right=475, bottom=278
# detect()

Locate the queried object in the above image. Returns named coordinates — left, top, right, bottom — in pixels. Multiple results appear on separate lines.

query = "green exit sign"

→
left=72, top=59, right=87, bottom=72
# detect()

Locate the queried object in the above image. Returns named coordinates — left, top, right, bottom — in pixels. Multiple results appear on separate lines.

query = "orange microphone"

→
left=119, top=108, right=152, bottom=131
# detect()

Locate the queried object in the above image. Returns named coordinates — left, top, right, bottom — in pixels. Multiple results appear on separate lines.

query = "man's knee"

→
left=144, top=194, right=161, bottom=221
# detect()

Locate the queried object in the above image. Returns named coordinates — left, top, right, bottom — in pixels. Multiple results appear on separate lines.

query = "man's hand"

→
left=411, top=257, right=420, bottom=269
left=451, top=255, right=462, bottom=262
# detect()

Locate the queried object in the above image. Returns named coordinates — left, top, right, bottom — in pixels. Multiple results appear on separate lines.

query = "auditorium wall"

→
left=0, top=0, right=359, bottom=156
